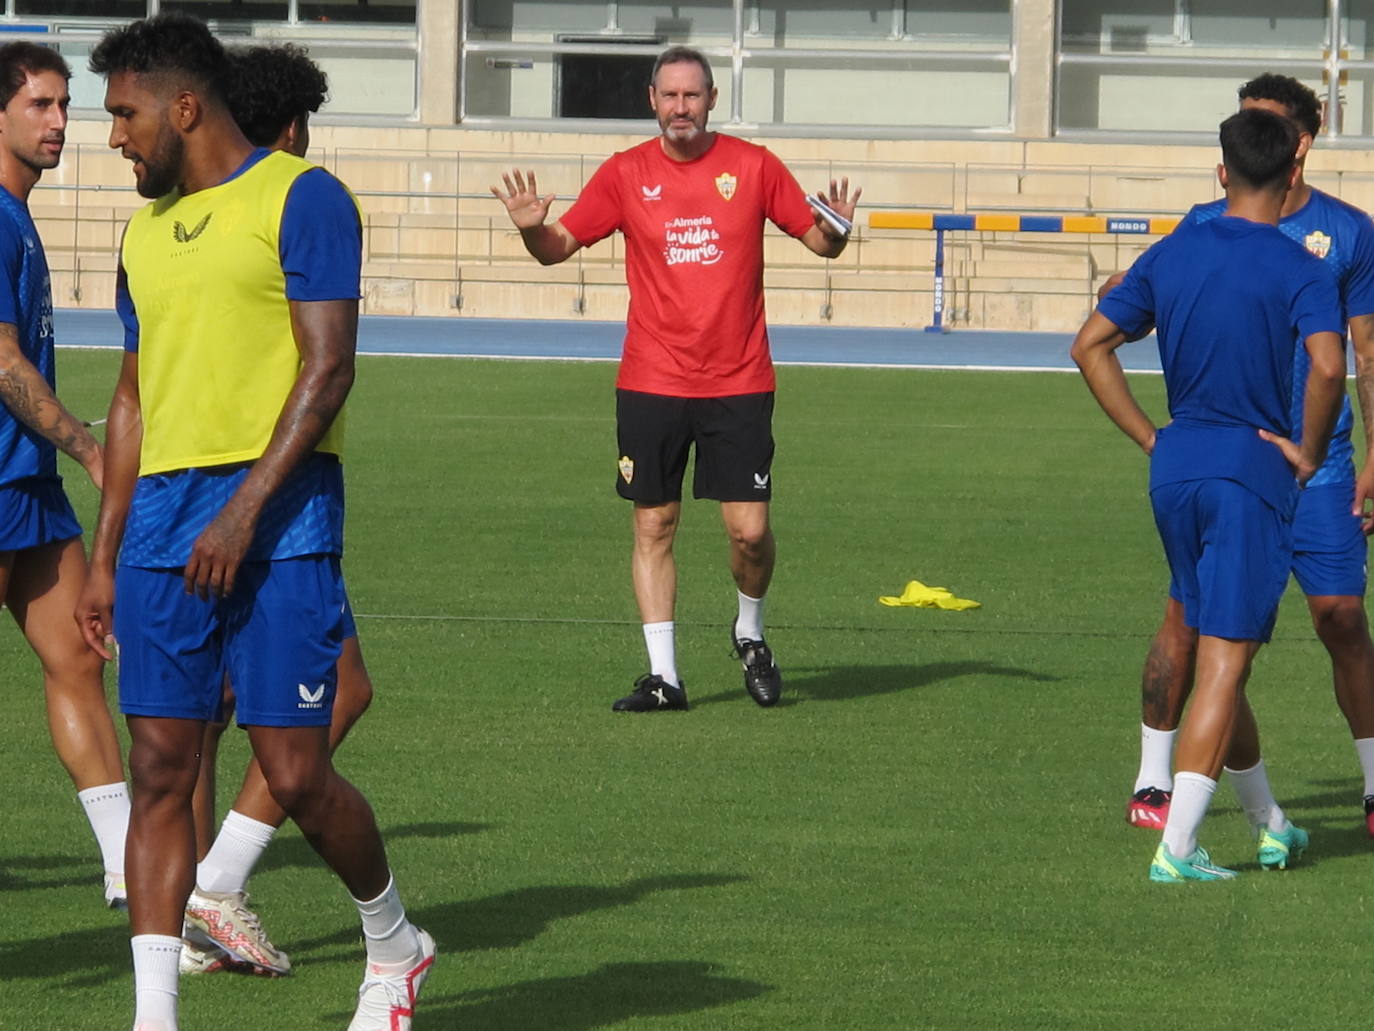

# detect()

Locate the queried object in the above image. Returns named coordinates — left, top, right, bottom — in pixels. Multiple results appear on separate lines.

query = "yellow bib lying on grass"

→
left=878, top=580, right=980, bottom=610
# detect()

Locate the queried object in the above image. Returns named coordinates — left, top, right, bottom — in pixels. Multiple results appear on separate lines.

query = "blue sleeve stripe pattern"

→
left=279, top=168, right=363, bottom=302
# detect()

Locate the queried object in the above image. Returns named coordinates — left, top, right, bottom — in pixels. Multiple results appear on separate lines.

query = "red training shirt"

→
left=558, top=133, right=815, bottom=397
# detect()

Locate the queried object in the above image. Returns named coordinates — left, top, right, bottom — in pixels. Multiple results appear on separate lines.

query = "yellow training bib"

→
left=121, top=150, right=347, bottom=475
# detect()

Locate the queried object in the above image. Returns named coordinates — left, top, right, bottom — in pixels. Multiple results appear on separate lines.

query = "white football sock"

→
left=79, top=782, right=130, bottom=874
left=642, top=621, right=679, bottom=687
left=196, top=810, right=277, bottom=895
left=1225, top=760, right=1288, bottom=833
left=1354, top=738, right=1374, bottom=798
left=734, top=591, right=765, bottom=642
left=1133, top=724, right=1177, bottom=794
left=131, top=934, right=181, bottom=1029
left=1161, top=771, right=1217, bottom=859
left=354, top=874, right=422, bottom=966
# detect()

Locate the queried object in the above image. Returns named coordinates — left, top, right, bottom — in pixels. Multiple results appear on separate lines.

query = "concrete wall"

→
left=53, top=117, right=1370, bottom=331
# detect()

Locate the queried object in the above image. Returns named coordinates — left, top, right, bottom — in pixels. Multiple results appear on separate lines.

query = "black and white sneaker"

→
left=612, top=673, right=689, bottom=712
left=731, top=631, right=782, bottom=707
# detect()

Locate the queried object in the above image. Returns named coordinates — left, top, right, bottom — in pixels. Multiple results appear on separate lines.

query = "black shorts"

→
left=614, top=389, right=775, bottom=504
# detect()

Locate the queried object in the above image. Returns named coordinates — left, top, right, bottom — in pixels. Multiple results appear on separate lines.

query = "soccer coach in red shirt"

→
left=493, top=45, right=859, bottom=713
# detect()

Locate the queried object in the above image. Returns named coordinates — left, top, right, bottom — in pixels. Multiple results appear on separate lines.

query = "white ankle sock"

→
left=1224, top=760, right=1288, bottom=833
left=1133, top=725, right=1177, bottom=794
left=1161, top=771, right=1217, bottom=858
left=354, top=874, right=421, bottom=965
left=734, top=591, right=765, bottom=642
left=197, top=810, right=278, bottom=895
left=1354, top=738, right=1374, bottom=798
left=78, top=782, right=130, bottom=874
left=642, top=621, right=678, bottom=687
left=131, top=934, right=181, bottom=1028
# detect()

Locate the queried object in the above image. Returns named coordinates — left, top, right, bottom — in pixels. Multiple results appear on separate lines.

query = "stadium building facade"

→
left=18, top=0, right=1374, bottom=329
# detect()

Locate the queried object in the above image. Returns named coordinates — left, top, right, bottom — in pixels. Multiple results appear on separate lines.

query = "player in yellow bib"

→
left=74, top=14, right=433, bottom=1031
left=177, top=40, right=379, bottom=980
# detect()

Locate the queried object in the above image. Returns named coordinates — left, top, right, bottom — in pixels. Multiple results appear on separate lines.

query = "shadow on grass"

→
left=1277, top=789, right=1359, bottom=812
left=292, top=872, right=746, bottom=959
left=1221, top=780, right=1373, bottom=862
left=1295, top=822, right=1374, bottom=862
left=0, top=853, right=104, bottom=893
left=326, top=960, right=770, bottom=1030
left=691, top=660, right=1060, bottom=707
left=256, top=820, right=491, bottom=874
left=0, top=921, right=131, bottom=987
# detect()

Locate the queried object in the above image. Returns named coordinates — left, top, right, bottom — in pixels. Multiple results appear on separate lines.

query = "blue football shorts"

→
left=1290, top=482, right=1368, bottom=598
left=115, top=555, right=345, bottom=726
left=1153, top=478, right=1291, bottom=642
left=0, top=476, right=81, bottom=551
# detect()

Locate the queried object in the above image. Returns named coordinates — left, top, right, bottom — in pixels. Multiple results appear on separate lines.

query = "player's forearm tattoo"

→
left=1358, top=352, right=1374, bottom=451
left=0, top=360, right=99, bottom=464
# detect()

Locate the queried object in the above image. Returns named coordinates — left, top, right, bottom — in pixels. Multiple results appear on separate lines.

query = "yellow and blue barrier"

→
left=868, top=211, right=1181, bottom=332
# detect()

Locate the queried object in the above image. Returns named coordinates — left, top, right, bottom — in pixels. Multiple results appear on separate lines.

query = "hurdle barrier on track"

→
left=868, top=211, right=1182, bottom=333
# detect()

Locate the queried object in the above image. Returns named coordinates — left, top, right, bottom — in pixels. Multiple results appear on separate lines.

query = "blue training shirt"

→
left=1182, top=189, right=1374, bottom=488
left=1100, top=214, right=1343, bottom=513
left=116, top=148, right=361, bottom=569
left=0, top=184, right=60, bottom=487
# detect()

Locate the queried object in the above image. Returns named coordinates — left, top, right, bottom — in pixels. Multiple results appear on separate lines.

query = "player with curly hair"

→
left=77, top=15, right=432, bottom=1031
left=224, top=43, right=326, bottom=152
left=176, top=40, right=385, bottom=984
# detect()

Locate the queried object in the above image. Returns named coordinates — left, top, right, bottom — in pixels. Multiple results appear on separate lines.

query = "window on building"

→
left=462, top=0, right=1014, bottom=133
left=556, top=41, right=658, bottom=119
left=160, top=0, right=291, bottom=19
left=1, top=1, right=420, bottom=118
left=1056, top=0, right=1356, bottom=136
left=297, top=0, right=415, bottom=23
left=16, top=1, right=144, bottom=14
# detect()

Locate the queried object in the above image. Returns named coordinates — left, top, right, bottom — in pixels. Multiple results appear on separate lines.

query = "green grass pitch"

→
left=3, top=349, right=1373, bottom=1029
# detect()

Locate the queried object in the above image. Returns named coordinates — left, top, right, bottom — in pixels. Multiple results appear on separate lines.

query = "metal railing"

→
left=34, top=143, right=1374, bottom=329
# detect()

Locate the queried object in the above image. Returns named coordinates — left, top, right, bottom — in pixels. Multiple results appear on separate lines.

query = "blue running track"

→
left=53, top=309, right=1165, bottom=374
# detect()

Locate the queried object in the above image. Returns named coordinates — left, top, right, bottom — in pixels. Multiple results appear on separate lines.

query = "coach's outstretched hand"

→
left=491, top=169, right=556, bottom=230
left=815, top=177, right=862, bottom=235
left=801, top=177, right=861, bottom=259
left=490, top=169, right=582, bottom=265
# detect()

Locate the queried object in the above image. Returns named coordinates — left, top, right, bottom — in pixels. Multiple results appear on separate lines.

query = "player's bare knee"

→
left=27, top=621, right=106, bottom=685
left=1311, top=596, right=1370, bottom=649
left=633, top=517, right=678, bottom=556
left=1151, top=626, right=1196, bottom=671
left=634, top=505, right=678, bottom=537
left=62, top=643, right=106, bottom=686
left=726, top=522, right=769, bottom=559
left=127, top=745, right=199, bottom=803
left=260, top=760, right=329, bottom=817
